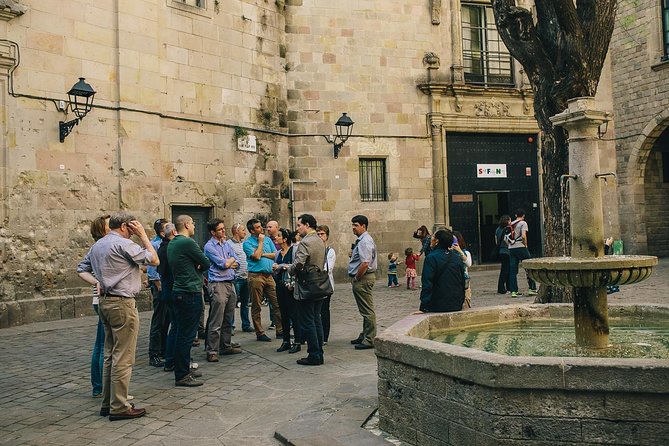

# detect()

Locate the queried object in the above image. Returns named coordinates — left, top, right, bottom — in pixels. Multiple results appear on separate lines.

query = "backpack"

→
left=503, top=219, right=522, bottom=246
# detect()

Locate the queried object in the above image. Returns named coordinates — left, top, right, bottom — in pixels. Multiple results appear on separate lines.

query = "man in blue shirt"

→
left=147, top=218, right=168, bottom=367
left=203, top=219, right=241, bottom=362
left=348, top=215, right=377, bottom=350
left=243, top=218, right=283, bottom=342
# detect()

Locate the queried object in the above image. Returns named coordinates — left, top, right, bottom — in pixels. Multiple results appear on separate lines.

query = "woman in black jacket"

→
left=417, top=229, right=466, bottom=313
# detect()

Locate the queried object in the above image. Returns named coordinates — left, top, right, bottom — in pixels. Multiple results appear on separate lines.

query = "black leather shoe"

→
left=350, top=337, right=363, bottom=345
left=288, top=343, right=301, bottom=354
left=276, top=342, right=291, bottom=352
left=257, top=334, right=272, bottom=342
left=354, top=343, right=374, bottom=350
left=296, top=357, right=322, bottom=366
left=149, top=355, right=164, bottom=367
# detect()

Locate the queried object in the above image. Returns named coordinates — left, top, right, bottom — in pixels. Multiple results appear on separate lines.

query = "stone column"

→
left=430, top=116, right=446, bottom=230
left=550, top=97, right=612, bottom=348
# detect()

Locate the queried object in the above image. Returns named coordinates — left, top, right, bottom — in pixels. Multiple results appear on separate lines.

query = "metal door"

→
left=171, top=206, right=212, bottom=248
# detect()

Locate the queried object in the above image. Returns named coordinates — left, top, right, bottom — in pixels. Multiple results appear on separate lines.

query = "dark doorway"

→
left=447, top=132, right=541, bottom=263
left=171, top=206, right=212, bottom=248
left=477, top=191, right=509, bottom=263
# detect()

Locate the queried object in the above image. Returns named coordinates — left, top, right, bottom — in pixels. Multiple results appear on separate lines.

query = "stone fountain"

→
left=522, top=97, right=658, bottom=348
left=375, top=98, right=666, bottom=445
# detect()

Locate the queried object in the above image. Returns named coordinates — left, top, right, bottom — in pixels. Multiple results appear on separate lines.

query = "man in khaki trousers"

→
left=348, top=215, right=378, bottom=350
left=77, top=211, right=158, bottom=421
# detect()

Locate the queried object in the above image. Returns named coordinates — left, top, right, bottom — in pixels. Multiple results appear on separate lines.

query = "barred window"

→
left=359, top=159, right=387, bottom=202
left=663, top=0, right=669, bottom=60
left=183, top=0, right=204, bottom=7
left=462, top=3, right=514, bottom=86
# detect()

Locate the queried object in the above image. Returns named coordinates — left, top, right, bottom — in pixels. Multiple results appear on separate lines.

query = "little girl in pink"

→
left=404, top=247, right=420, bottom=289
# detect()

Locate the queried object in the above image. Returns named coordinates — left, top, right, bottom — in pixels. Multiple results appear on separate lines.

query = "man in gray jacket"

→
left=275, top=214, right=327, bottom=366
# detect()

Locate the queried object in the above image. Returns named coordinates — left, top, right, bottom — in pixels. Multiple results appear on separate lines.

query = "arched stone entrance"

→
left=618, top=109, right=669, bottom=255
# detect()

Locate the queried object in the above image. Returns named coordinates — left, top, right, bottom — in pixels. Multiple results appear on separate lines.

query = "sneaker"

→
left=242, top=327, right=254, bottom=332
left=268, top=323, right=275, bottom=330
left=511, top=292, right=520, bottom=298
left=189, top=369, right=202, bottom=378
left=175, top=375, right=203, bottom=387
left=527, top=289, right=538, bottom=296
left=257, top=334, right=272, bottom=342
left=190, top=361, right=199, bottom=370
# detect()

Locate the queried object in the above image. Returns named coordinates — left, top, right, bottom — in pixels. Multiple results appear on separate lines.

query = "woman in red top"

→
left=404, top=247, right=420, bottom=289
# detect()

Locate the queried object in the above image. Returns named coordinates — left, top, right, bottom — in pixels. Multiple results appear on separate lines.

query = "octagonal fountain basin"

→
left=375, top=304, right=669, bottom=446
left=522, top=255, right=658, bottom=288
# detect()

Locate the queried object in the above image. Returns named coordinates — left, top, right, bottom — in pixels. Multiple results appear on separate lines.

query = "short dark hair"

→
left=153, top=218, right=168, bottom=235
left=246, top=218, right=260, bottom=233
left=351, top=215, right=368, bottom=228
left=433, top=228, right=455, bottom=249
left=453, top=230, right=467, bottom=249
left=298, top=214, right=317, bottom=229
left=109, top=211, right=135, bottom=230
left=207, top=218, right=224, bottom=233
left=515, top=209, right=526, bottom=218
left=90, top=214, right=110, bottom=241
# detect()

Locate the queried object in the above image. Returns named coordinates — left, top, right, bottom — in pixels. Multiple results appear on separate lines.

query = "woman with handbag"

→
left=274, top=214, right=331, bottom=366
left=273, top=228, right=302, bottom=353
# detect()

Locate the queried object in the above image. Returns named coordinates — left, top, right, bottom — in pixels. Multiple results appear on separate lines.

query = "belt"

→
left=213, top=280, right=234, bottom=283
left=349, top=271, right=375, bottom=277
left=249, top=272, right=272, bottom=276
left=100, top=294, right=134, bottom=299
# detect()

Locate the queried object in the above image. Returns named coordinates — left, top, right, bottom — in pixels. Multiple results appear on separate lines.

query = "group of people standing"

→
left=78, top=211, right=380, bottom=421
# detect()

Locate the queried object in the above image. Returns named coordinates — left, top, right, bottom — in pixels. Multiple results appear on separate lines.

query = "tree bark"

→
left=490, top=0, right=617, bottom=303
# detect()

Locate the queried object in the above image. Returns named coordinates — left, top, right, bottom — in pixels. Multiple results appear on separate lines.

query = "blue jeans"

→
left=174, top=292, right=203, bottom=382
left=387, top=274, right=398, bottom=287
left=234, top=277, right=251, bottom=331
left=296, top=299, right=324, bottom=361
left=163, top=300, right=177, bottom=369
left=509, top=247, right=537, bottom=293
left=91, top=305, right=105, bottom=396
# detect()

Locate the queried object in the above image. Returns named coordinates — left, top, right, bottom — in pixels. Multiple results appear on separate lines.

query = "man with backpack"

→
left=506, top=209, right=538, bottom=298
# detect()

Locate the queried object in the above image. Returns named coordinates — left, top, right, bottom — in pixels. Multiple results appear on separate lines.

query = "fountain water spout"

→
left=595, top=172, right=617, bottom=184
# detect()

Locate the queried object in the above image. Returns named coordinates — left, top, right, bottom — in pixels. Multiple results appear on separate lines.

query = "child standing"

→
left=387, top=253, right=400, bottom=287
left=405, top=247, right=420, bottom=289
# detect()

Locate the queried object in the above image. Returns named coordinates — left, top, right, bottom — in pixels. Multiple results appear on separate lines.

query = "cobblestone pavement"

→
left=1, top=260, right=667, bottom=445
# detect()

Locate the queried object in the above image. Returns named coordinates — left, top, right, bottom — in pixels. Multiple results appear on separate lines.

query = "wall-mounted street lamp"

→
left=323, top=112, right=354, bottom=158
left=59, top=77, right=96, bottom=143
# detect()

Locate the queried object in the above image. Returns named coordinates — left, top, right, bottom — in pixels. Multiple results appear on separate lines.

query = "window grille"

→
left=461, top=3, right=514, bottom=86
left=359, top=159, right=388, bottom=202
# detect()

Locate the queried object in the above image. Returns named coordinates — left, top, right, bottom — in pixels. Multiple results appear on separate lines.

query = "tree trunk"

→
left=491, top=0, right=617, bottom=303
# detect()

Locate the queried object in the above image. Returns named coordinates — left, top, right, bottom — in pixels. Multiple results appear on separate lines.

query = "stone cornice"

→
left=0, top=0, right=26, bottom=21
left=417, top=81, right=533, bottom=101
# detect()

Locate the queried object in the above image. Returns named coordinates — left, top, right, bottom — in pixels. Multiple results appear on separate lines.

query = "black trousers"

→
left=296, top=299, right=324, bottom=361
left=320, top=296, right=331, bottom=342
left=497, top=254, right=510, bottom=293
left=276, top=284, right=301, bottom=344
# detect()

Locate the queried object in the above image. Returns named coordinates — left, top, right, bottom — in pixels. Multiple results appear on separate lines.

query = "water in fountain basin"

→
left=430, top=317, right=669, bottom=359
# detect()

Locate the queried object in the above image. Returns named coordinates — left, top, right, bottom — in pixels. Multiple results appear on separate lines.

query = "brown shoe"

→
left=109, top=407, right=146, bottom=421
left=207, top=353, right=219, bottom=362
left=220, top=347, right=242, bottom=355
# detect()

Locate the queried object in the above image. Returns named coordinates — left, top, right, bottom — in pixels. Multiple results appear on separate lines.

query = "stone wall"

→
left=610, top=0, right=669, bottom=254
left=0, top=0, right=291, bottom=326
left=644, top=150, right=669, bottom=257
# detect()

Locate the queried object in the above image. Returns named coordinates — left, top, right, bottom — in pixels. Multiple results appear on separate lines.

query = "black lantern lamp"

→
left=59, top=77, right=96, bottom=142
left=323, top=112, right=354, bottom=158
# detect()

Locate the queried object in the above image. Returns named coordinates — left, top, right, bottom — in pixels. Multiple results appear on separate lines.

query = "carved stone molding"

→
left=431, top=0, right=441, bottom=25
left=474, top=98, right=510, bottom=117
left=423, top=52, right=440, bottom=70
left=0, top=0, right=26, bottom=21
left=0, top=40, right=18, bottom=72
left=451, top=65, right=464, bottom=85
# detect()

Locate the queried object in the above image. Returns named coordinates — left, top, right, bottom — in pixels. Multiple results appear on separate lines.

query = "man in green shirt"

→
left=167, top=215, right=210, bottom=387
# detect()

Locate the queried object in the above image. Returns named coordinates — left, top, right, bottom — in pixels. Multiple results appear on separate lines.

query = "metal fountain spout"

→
left=595, top=172, right=617, bottom=184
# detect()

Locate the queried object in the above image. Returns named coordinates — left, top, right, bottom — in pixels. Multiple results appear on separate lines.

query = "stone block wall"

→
left=378, top=357, right=668, bottom=445
left=0, top=0, right=291, bottom=324
left=610, top=0, right=669, bottom=254
left=644, top=150, right=669, bottom=256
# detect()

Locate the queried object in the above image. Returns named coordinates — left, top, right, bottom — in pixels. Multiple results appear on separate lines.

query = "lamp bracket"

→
left=59, top=118, right=80, bottom=143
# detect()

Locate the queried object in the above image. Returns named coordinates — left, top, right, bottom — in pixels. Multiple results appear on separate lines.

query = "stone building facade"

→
left=0, top=0, right=630, bottom=326
left=610, top=0, right=669, bottom=256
